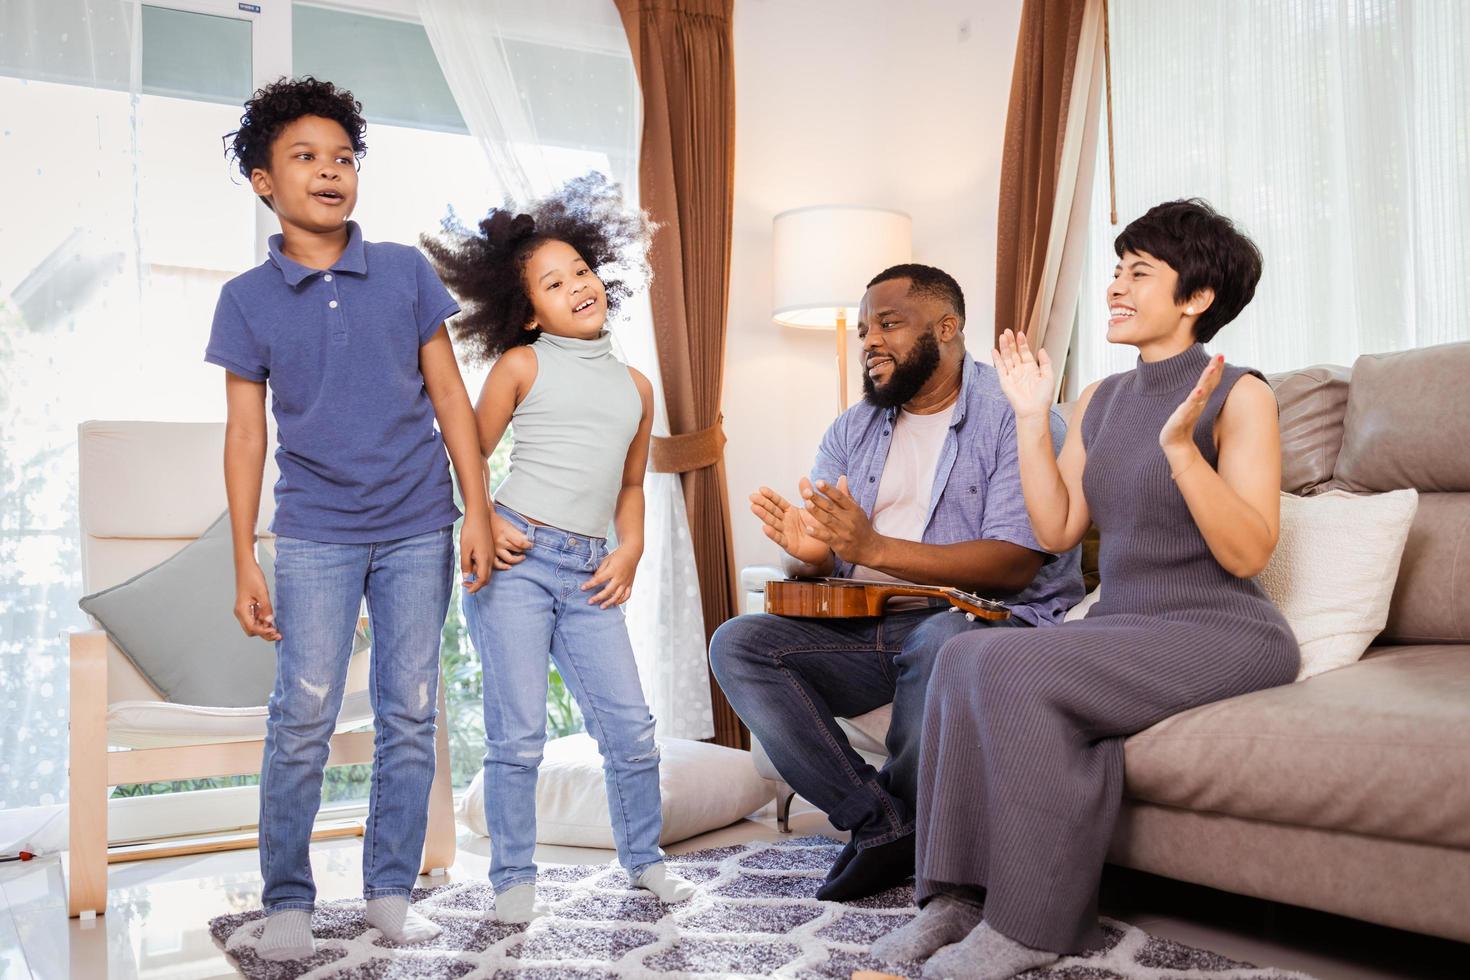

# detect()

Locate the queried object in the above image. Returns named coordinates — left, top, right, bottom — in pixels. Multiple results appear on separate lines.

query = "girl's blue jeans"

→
left=464, top=503, right=664, bottom=893
left=260, top=525, right=453, bottom=912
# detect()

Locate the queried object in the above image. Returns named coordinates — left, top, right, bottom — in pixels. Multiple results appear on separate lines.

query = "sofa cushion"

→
left=1122, top=645, right=1470, bottom=849
left=1331, top=342, right=1470, bottom=493
left=1381, top=492, right=1470, bottom=644
left=1267, top=364, right=1352, bottom=495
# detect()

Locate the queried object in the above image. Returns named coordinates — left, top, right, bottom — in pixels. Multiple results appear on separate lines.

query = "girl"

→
left=423, top=174, right=695, bottom=922
left=873, top=200, right=1299, bottom=978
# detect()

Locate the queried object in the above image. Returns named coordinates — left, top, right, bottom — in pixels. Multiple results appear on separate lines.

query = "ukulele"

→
left=764, top=577, right=1010, bottom=621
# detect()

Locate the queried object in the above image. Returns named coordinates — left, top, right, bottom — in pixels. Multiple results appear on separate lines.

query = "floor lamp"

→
left=772, top=206, right=913, bottom=411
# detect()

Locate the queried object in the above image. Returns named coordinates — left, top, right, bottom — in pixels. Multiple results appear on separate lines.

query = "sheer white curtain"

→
left=1068, top=0, right=1470, bottom=392
left=417, top=0, right=714, bottom=740
left=1, top=1, right=141, bottom=838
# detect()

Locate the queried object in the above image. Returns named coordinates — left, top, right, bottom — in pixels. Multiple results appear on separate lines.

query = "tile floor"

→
left=1, top=799, right=1464, bottom=979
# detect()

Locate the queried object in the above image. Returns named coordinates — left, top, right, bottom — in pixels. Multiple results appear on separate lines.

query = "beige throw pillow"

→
left=1063, top=490, right=1416, bottom=682
left=1256, top=489, right=1419, bottom=680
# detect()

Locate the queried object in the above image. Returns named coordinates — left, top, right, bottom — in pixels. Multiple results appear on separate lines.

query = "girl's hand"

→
left=491, top=512, right=533, bottom=571
left=1160, top=353, right=1225, bottom=473
left=459, top=511, right=493, bottom=593
left=750, top=482, right=829, bottom=564
left=991, top=328, right=1055, bottom=420
left=233, top=562, right=281, bottom=641
left=582, top=547, right=639, bottom=608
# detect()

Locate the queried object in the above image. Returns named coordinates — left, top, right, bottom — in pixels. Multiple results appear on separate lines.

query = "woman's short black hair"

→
left=224, top=76, right=367, bottom=196
left=1114, top=199, right=1263, bottom=343
left=421, top=173, right=654, bottom=362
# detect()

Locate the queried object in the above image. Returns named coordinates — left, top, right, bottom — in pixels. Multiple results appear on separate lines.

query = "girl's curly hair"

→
left=224, top=76, right=367, bottom=191
left=421, top=173, right=654, bottom=362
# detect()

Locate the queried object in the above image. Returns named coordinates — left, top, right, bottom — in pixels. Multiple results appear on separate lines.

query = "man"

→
left=710, top=264, right=1083, bottom=901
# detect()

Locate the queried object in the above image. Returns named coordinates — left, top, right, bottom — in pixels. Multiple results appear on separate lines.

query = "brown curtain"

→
left=615, top=0, right=746, bottom=749
left=995, top=0, right=1090, bottom=346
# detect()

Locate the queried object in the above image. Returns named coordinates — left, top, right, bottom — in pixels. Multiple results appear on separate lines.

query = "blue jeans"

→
left=259, top=525, right=453, bottom=912
left=709, top=606, right=1022, bottom=848
left=463, top=504, right=663, bottom=892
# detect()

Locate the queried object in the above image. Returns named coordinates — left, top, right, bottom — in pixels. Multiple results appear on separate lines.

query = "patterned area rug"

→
left=209, top=835, right=1314, bottom=979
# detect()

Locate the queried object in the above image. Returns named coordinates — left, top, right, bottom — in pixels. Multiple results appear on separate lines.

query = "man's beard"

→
left=861, top=330, right=942, bottom=409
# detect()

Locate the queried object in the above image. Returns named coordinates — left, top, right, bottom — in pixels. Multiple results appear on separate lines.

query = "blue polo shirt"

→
left=812, top=354, right=1084, bottom=626
left=205, top=222, right=462, bottom=544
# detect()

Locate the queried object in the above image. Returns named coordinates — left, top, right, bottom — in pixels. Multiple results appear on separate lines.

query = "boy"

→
left=207, top=76, right=491, bottom=960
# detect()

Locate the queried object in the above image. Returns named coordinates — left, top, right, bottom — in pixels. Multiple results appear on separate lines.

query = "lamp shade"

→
left=772, top=206, right=913, bottom=329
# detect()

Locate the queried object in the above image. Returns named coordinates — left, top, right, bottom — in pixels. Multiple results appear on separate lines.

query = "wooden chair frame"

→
left=66, top=629, right=457, bottom=917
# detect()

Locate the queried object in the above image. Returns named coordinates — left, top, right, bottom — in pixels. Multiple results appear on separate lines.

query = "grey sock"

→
left=365, top=895, right=442, bottom=944
left=872, top=894, right=984, bottom=963
left=921, top=921, right=1059, bottom=980
left=494, top=882, right=547, bottom=923
left=635, top=862, right=697, bottom=904
left=258, top=909, right=315, bottom=961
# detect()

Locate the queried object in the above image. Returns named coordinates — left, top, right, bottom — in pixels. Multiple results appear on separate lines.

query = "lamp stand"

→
left=836, top=307, right=849, bottom=411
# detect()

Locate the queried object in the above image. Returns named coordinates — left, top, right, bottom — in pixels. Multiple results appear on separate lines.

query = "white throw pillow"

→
left=458, top=734, right=776, bottom=847
left=1064, top=587, right=1101, bottom=622
left=1255, top=489, right=1418, bottom=680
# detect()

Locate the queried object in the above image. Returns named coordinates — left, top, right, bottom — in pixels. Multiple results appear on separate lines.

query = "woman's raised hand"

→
left=1159, top=353, right=1225, bottom=458
left=992, top=329, right=1055, bottom=420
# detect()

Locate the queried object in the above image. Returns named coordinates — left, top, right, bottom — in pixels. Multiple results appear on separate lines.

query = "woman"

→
left=874, top=199, right=1299, bottom=979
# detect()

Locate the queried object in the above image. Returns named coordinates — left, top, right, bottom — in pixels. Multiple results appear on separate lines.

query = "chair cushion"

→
left=80, top=512, right=279, bottom=708
left=1122, top=645, right=1470, bottom=849
left=105, top=688, right=374, bottom=748
left=459, top=734, right=775, bottom=847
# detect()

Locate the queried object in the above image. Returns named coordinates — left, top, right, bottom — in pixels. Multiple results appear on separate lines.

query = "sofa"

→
left=743, top=341, right=1470, bottom=944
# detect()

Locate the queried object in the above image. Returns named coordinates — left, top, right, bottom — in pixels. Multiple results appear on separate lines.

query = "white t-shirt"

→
left=850, top=402, right=956, bottom=597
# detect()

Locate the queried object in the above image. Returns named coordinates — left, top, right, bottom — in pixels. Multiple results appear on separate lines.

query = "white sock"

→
left=635, top=862, right=697, bottom=904
left=494, top=882, right=547, bottom=923
left=258, top=909, right=315, bottom=961
left=365, top=895, right=441, bottom=945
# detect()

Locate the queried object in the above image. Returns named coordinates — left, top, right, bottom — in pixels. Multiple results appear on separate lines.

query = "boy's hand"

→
left=460, top=511, right=493, bottom=593
left=234, top=562, right=281, bottom=641
left=582, top=547, right=640, bottom=609
left=491, top=512, right=533, bottom=570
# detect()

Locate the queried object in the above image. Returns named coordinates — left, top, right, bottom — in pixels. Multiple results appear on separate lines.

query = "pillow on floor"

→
left=459, top=734, right=776, bottom=847
left=1256, top=489, right=1419, bottom=680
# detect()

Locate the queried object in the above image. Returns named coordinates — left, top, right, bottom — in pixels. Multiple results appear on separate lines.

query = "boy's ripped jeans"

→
left=464, top=503, right=664, bottom=893
left=259, top=526, right=453, bottom=912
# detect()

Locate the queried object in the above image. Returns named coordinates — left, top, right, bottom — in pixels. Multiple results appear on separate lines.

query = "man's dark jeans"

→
left=709, top=606, right=1022, bottom=849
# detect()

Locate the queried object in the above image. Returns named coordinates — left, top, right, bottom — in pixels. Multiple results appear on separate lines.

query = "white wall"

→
left=724, top=0, right=1025, bottom=574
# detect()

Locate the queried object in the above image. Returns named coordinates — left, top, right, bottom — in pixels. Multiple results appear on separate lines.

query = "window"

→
left=0, top=0, right=618, bottom=826
left=1068, top=0, right=1470, bottom=393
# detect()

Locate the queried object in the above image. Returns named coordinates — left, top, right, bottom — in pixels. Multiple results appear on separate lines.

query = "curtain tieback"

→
left=650, top=415, right=727, bottom=474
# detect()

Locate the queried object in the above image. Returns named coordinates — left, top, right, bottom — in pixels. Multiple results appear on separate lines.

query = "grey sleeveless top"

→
left=494, top=331, right=642, bottom=537
left=1080, top=343, right=1292, bottom=632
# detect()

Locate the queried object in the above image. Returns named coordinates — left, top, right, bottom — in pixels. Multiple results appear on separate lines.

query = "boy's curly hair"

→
left=421, top=173, right=654, bottom=362
left=224, top=76, right=367, bottom=199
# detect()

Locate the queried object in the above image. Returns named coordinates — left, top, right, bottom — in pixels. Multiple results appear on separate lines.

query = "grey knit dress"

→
left=912, top=343, right=1299, bottom=954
